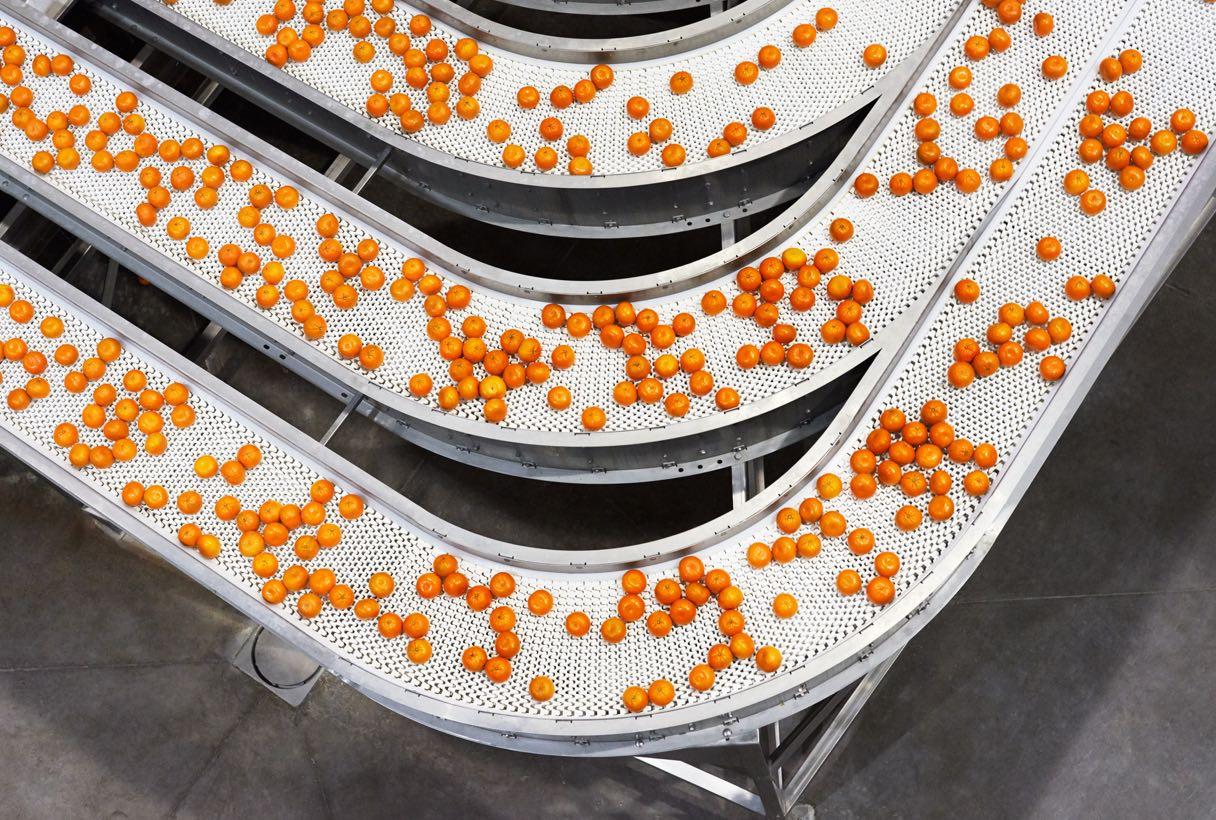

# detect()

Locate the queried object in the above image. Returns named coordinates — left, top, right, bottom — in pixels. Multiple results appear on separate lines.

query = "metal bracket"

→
left=637, top=649, right=901, bottom=818
left=183, top=319, right=226, bottom=363
left=318, top=392, right=363, bottom=447
left=730, top=456, right=765, bottom=510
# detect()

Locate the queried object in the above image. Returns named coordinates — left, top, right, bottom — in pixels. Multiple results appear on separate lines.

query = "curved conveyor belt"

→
left=0, top=1, right=1154, bottom=480
left=449, top=0, right=724, bottom=18
left=92, top=0, right=963, bottom=232
left=1, top=0, right=1212, bottom=757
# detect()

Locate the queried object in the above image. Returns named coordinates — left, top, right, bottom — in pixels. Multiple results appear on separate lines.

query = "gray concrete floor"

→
left=1, top=218, right=1213, bottom=819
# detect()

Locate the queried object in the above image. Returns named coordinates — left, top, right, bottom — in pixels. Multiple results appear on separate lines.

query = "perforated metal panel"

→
left=0, top=0, right=1139, bottom=447
left=157, top=0, right=957, bottom=176
left=0, top=0, right=1211, bottom=750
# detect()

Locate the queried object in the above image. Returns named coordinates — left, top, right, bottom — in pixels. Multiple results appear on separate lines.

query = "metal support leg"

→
left=129, top=44, right=155, bottom=70
left=781, top=651, right=901, bottom=805
left=194, top=78, right=222, bottom=107
left=350, top=155, right=384, bottom=195
left=636, top=756, right=765, bottom=815
left=721, top=218, right=737, bottom=250
left=183, top=319, right=226, bottom=363
left=636, top=648, right=902, bottom=818
left=0, top=202, right=27, bottom=240
left=50, top=239, right=91, bottom=277
left=99, top=258, right=118, bottom=307
left=324, top=153, right=355, bottom=181
left=318, top=392, right=362, bottom=447
left=731, top=457, right=766, bottom=509
left=324, top=149, right=388, bottom=195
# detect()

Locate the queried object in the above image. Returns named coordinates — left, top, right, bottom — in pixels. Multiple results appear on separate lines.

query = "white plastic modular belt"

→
left=0, top=0, right=1147, bottom=447
left=156, top=0, right=958, bottom=176
left=0, top=0, right=1211, bottom=751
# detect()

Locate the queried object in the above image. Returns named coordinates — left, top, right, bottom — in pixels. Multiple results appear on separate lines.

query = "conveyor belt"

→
left=92, top=0, right=961, bottom=231
left=0, top=1, right=1142, bottom=480
left=465, top=0, right=718, bottom=16
left=2, top=0, right=1211, bottom=756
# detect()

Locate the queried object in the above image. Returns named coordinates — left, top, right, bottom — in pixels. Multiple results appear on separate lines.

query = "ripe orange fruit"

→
left=600, top=616, right=626, bottom=643
left=755, top=646, right=782, bottom=672
left=623, top=686, right=649, bottom=712
left=688, top=664, right=715, bottom=691
left=485, top=657, right=511, bottom=683
left=866, top=577, right=895, bottom=605
left=565, top=611, right=591, bottom=636
left=772, top=593, right=797, bottom=618
left=863, top=43, right=886, bottom=67
left=529, top=676, right=554, bottom=702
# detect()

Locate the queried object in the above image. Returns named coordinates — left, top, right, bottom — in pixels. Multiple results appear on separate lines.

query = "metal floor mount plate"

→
left=0, top=0, right=1147, bottom=478
left=0, top=0, right=1212, bottom=756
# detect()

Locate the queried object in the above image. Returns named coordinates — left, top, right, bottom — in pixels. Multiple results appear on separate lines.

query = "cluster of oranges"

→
left=710, top=11, right=842, bottom=160
left=764, top=400, right=995, bottom=604
left=607, top=559, right=783, bottom=712
left=703, top=227, right=872, bottom=374
left=0, top=300, right=200, bottom=467
left=3, top=23, right=849, bottom=434
left=255, top=2, right=495, bottom=136
left=0, top=30, right=402, bottom=374
left=0, top=38, right=99, bottom=177
left=1064, top=50, right=1208, bottom=216
left=506, top=63, right=615, bottom=174
left=400, top=555, right=554, bottom=698
left=410, top=276, right=561, bottom=424
left=853, top=0, right=1055, bottom=198
left=549, top=300, right=727, bottom=426
left=191, top=471, right=370, bottom=621
left=948, top=242, right=1080, bottom=386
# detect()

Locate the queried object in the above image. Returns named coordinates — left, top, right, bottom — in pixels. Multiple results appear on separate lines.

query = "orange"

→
left=867, top=577, right=895, bottom=605
left=772, top=593, right=797, bottom=618
left=755, top=646, right=782, bottom=673
left=378, top=613, right=404, bottom=639
left=557, top=610, right=590, bottom=637
left=1040, top=355, right=1066, bottom=381
left=854, top=172, right=879, bottom=197
left=1036, top=236, right=1061, bottom=261
left=329, top=585, right=354, bottom=610
left=622, top=686, right=649, bottom=712
left=461, top=646, right=489, bottom=673
left=528, top=676, right=554, bottom=702
left=669, top=71, right=693, bottom=94
left=688, top=664, right=715, bottom=692
left=863, top=43, right=886, bottom=67
left=1042, top=55, right=1068, bottom=80
left=875, top=551, right=900, bottom=577
left=492, top=631, right=519, bottom=659
left=485, top=657, right=511, bottom=683
left=895, top=505, right=922, bottom=531
left=600, top=616, right=626, bottom=643
left=262, top=580, right=287, bottom=604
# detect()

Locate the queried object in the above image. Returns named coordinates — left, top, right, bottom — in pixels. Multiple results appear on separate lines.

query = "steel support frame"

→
left=638, top=649, right=899, bottom=818
left=0, top=139, right=1211, bottom=761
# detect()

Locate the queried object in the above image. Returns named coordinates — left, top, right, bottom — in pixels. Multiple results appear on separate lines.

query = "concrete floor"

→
left=1, top=217, right=1213, bottom=819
